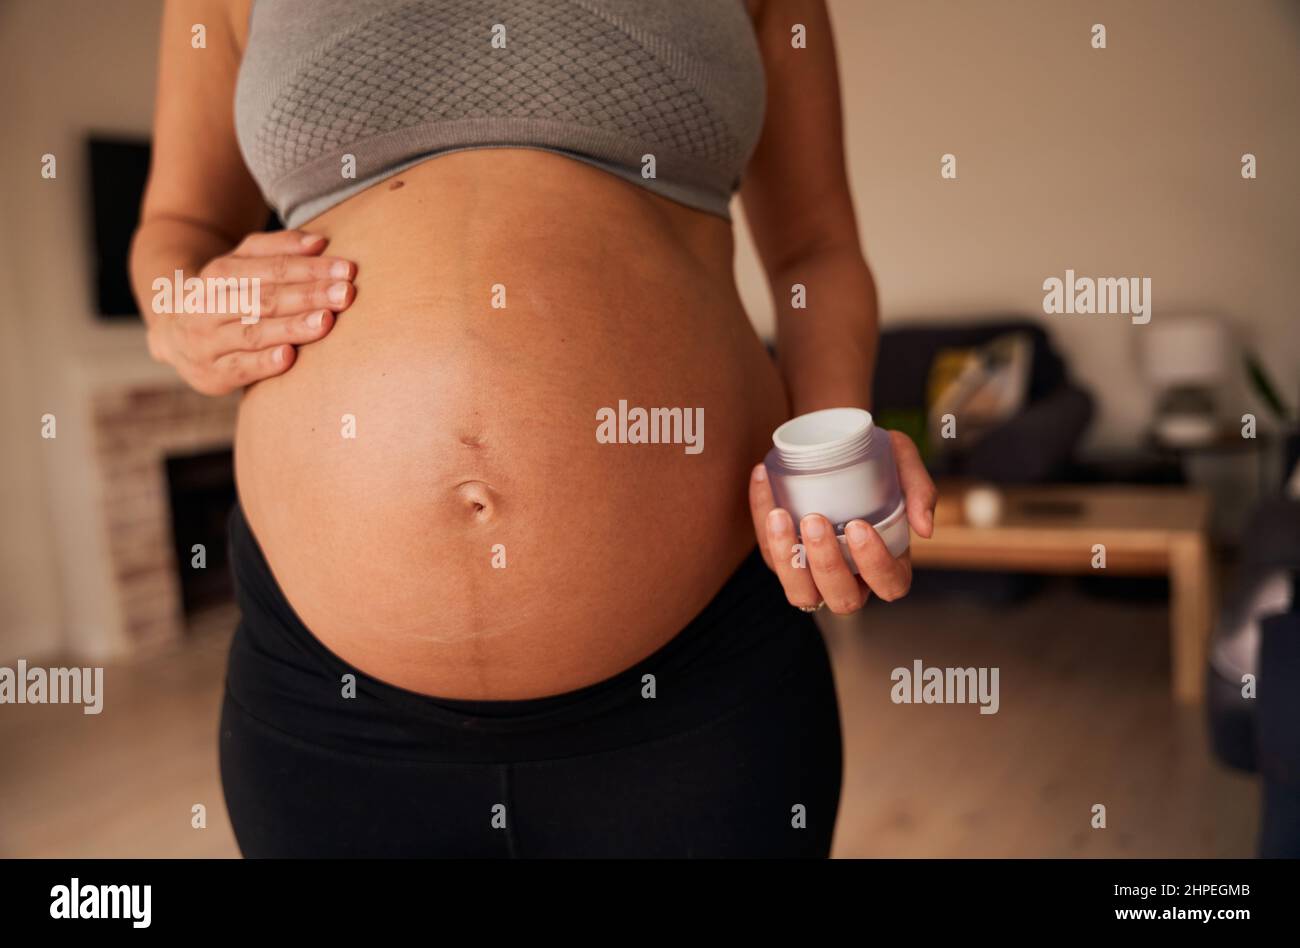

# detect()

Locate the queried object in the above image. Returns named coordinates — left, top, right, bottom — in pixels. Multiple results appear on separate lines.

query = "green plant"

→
left=1244, top=351, right=1294, bottom=424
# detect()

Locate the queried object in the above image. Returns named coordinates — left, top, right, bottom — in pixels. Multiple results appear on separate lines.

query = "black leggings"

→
left=219, top=502, right=843, bottom=858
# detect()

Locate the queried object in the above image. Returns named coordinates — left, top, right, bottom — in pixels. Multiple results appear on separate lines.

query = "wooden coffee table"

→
left=910, top=483, right=1214, bottom=703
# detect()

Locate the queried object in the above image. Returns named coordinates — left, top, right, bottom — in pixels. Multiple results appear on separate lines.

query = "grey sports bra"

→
left=234, top=0, right=767, bottom=228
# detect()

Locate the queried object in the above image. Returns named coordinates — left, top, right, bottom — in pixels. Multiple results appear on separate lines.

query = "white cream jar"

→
left=763, top=408, right=910, bottom=572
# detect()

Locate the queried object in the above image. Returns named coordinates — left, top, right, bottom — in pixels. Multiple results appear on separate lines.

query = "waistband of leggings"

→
left=224, top=500, right=821, bottom=763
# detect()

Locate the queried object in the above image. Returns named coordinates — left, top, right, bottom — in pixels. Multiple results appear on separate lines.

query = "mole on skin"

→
left=388, top=179, right=405, bottom=190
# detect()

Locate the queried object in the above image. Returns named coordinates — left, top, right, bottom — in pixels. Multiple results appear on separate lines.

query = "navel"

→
left=454, top=480, right=497, bottom=522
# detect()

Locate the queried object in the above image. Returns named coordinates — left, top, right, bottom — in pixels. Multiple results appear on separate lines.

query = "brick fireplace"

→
left=90, top=380, right=239, bottom=655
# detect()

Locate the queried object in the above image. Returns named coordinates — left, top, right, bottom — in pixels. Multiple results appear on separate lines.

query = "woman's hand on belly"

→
left=748, top=430, right=938, bottom=616
left=147, top=229, right=356, bottom=395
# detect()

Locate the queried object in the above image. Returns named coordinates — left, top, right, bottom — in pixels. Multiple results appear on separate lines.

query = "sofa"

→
left=1207, top=433, right=1300, bottom=856
left=871, top=318, right=1095, bottom=483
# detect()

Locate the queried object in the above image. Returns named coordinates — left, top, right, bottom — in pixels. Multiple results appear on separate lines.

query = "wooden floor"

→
left=824, top=579, right=1257, bottom=857
left=0, top=582, right=1258, bottom=858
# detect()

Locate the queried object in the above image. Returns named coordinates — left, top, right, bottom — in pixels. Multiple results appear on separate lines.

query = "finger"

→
left=845, top=519, right=913, bottom=602
left=167, top=313, right=246, bottom=368
left=889, top=430, right=938, bottom=538
left=210, top=344, right=297, bottom=388
left=255, top=279, right=354, bottom=318
left=748, top=463, right=777, bottom=570
left=215, top=310, right=335, bottom=355
left=765, top=508, right=822, bottom=610
left=205, top=254, right=355, bottom=285
left=800, top=515, right=867, bottom=615
left=232, top=229, right=329, bottom=258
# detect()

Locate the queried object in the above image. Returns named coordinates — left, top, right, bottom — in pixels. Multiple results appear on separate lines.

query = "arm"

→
left=742, top=0, right=936, bottom=614
left=740, top=0, right=877, bottom=416
left=130, top=0, right=268, bottom=322
left=129, top=0, right=353, bottom=394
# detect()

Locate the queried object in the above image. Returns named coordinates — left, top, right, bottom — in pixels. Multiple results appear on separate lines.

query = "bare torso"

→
left=235, top=149, right=789, bottom=699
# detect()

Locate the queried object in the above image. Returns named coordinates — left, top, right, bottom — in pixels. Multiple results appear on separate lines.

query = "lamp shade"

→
left=1141, top=316, right=1229, bottom=387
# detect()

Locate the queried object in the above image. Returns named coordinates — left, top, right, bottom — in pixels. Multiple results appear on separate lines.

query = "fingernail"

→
left=328, top=282, right=349, bottom=304
left=801, top=516, right=826, bottom=540
left=307, top=310, right=325, bottom=329
left=330, top=260, right=352, bottom=279
left=300, top=233, right=324, bottom=247
left=273, top=346, right=286, bottom=364
left=847, top=520, right=870, bottom=545
left=767, top=509, right=791, bottom=535
left=752, top=463, right=767, bottom=482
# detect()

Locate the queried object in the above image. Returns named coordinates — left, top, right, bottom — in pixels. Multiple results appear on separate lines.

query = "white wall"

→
left=0, top=0, right=163, bottom=663
left=0, top=169, right=63, bottom=661
left=736, top=0, right=1300, bottom=452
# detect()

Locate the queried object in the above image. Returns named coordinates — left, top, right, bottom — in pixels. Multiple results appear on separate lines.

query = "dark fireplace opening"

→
left=165, top=447, right=238, bottom=618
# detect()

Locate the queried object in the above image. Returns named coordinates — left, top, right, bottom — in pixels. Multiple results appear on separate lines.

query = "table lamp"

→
left=1141, top=316, right=1229, bottom=448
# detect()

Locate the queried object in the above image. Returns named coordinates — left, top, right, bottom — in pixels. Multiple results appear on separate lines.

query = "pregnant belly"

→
left=235, top=151, right=788, bottom=699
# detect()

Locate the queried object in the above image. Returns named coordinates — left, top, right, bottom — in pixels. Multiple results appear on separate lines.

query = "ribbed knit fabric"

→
left=234, top=0, right=766, bottom=226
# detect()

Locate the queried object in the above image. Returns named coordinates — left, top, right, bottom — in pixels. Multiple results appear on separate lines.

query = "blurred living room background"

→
left=2, top=0, right=1297, bottom=857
